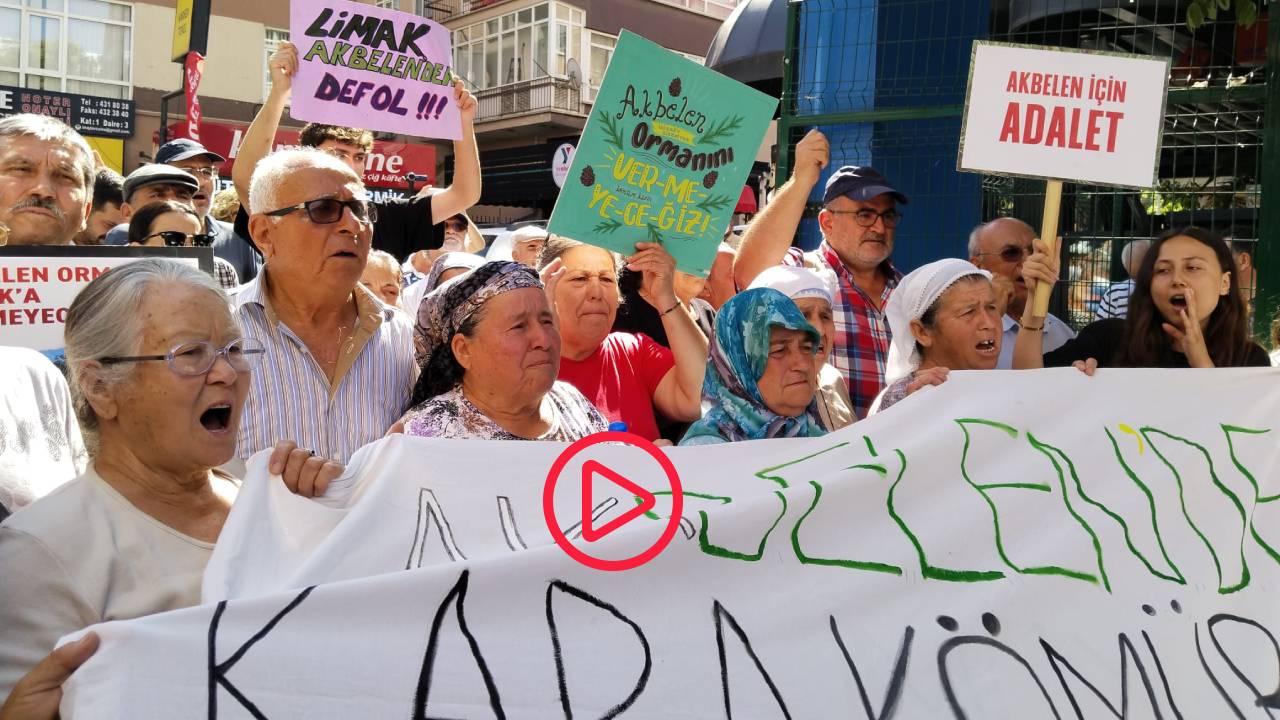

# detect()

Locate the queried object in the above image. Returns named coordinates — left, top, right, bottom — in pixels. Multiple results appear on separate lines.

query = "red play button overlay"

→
left=580, top=460, right=657, bottom=542
left=543, top=431, right=683, bottom=571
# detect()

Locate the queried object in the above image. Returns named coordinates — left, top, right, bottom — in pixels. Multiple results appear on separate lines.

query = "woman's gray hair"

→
left=248, top=148, right=361, bottom=215
left=64, top=258, right=230, bottom=454
left=537, top=235, right=623, bottom=274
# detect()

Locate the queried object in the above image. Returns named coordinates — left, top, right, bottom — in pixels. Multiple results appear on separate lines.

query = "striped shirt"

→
left=232, top=273, right=418, bottom=463
left=1095, top=279, right=1134, bottom=319
left=785, top=243, right=900, bottom=420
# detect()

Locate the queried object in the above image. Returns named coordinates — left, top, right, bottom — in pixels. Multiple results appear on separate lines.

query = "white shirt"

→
left=999, top=313, right=1075, bottom=369
left=0, top=347, right=86, bottom=514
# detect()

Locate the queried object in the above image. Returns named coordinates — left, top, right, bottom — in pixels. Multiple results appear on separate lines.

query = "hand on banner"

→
left=539, top=257, right=566, bottom=317
left=906, top=366, right=950, bottom=396
left=453, top=78, right=477, bottom=126
left=1161, top=285, right=1214, bottom=368
left=267, top=41, right=299, bottom=99
left=269, top=441, right=344, bottom=498
left=792, top=129, right=830, bottom=186
left=1072, top=358, right=1098, bottom=376
left=628, top=242, right=679, bottom=312
left=0, top=633, right=99, bottom=720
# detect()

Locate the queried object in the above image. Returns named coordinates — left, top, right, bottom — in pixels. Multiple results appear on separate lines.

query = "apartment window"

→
left=453, top=2, right=576, bottom=91
left=264, top=27, right=288, bottom=101
left=375, top=0, right=396, bottom=7
left=587, top=31, right=614, bottom=101
left=0, top=0, right=132, bottom=98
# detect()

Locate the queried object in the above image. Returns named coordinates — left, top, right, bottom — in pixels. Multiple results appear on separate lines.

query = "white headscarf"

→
left=746, top=265, right=836, bottom=306
left=884, top=259, right=992, bottom=383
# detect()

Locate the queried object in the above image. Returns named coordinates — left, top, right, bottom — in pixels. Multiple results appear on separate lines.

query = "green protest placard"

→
left=548, top=31, right=776, bottom=276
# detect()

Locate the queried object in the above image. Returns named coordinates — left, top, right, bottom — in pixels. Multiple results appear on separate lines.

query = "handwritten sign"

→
left=60, top=369, right=1280, bottom=717
left=548, top=32, right=775, bottom=276
left=288, top=0, right=460, bottom=140
left=0, top=247, right=212, bottom=357
left=957, top=41, right=1170, bottom=188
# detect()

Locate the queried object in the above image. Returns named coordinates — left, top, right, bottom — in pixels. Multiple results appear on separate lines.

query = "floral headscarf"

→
left=413, top=261, right=542, bottom=370
left=681, top=288, right=827, bottom=444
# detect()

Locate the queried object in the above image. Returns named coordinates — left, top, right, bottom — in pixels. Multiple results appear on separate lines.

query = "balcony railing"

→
left=415, top=0, right=509, bottom=22
left=475, top=76, right=584, bottom=122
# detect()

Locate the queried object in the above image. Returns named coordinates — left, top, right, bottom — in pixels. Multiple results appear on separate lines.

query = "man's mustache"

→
left=10, top=196, right=66, bottom=220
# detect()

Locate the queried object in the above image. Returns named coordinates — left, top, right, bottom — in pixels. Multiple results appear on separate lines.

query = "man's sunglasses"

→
left=975, top=245, right=1032, bottom=263
left=264, top=197, right=378, bottom=225
left=144, top=231, right=216, bottom=247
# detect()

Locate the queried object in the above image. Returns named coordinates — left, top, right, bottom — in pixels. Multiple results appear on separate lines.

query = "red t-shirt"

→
left=557, top=332, right=674, bottom=441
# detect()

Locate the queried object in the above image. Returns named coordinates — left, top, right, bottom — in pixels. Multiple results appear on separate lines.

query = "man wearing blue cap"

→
left=735, top=129, right=905, bottom=419
left=104, top=138, right=260, bottom=283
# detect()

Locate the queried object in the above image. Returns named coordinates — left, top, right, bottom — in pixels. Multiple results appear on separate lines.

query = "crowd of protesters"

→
left=0, top=41, right=1277, bottom=718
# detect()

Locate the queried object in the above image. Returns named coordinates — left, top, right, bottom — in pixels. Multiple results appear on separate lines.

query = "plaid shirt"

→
left=785, top=243, right=900, bottom=419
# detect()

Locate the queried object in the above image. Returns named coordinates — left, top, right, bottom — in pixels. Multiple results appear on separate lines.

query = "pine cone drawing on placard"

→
left=702, top=171, right=718, bottom=188
left=580, top=166, right=595, bottom=187
left=668, top=78, right=682, bottom=97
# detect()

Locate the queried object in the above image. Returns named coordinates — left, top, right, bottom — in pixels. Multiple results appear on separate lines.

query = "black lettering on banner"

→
left=938, top=636, right=1062, bottom=720
left=829, top=616, right=913, bottom=719
left=496, top=496, right=619, bottom=551
left=1207, top=614, right=1280, bottom=713
left=1196, top=623, right=1247, bottom=719
left=714, top=600, right=792, bottom=719
left=412, top=570, right=505, bottom=719
left=546, top=580, right=651, bottom=719
left=406, top=487, right=466, bottom=568
left=207, top=586, right=316, bottom=719
left=1040, top=634, right=1164, bottom=719
left=1139, top=630, right=1186, bottom=720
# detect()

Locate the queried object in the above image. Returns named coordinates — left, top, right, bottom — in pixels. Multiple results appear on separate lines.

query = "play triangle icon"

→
left=580, top=459, right=657, bottom=542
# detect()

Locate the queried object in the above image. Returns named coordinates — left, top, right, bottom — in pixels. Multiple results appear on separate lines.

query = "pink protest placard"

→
left=289, top=0, right=460, bottom=140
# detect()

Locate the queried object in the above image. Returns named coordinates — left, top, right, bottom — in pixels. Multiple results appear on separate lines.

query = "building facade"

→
left=1, top=0, right=735, bottom=214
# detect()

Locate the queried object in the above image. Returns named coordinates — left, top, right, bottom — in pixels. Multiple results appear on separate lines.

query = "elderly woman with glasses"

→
left=0, top=259, right=339, bottom=699
left=127, top=200, right=240, bottom=290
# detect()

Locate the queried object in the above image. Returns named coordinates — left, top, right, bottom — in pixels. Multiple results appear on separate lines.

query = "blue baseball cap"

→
left=822, top=166, right=908, bottom=205
left=155, top=138, right=225, bottom=165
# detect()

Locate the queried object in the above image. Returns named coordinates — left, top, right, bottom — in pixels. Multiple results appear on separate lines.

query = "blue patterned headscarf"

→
left=681, top=288, right=827, bottom=444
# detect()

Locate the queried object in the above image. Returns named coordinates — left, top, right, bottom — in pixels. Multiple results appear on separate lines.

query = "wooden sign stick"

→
left=1032, top=179, right=1063, bottom=318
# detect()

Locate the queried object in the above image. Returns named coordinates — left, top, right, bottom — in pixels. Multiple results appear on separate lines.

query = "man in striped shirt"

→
left=734, top=130, right=905, bottom=419
left=1095, top=239, right=1150, bottom=320
left=233, top=149, right=417, bottom=464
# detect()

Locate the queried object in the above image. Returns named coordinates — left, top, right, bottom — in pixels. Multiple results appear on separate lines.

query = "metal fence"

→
left=778, top=0, right=1278, bottom=343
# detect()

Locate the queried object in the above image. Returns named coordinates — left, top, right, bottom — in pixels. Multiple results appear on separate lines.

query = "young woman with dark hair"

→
left=1014, top=226, right=1270, bottom=371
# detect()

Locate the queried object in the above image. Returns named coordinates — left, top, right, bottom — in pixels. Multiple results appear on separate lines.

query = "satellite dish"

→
left=566, top=58, right=582, bottom=90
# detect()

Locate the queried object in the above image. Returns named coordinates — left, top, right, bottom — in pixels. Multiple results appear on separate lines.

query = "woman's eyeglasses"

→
left=264, top=197, right=378, bottom=225
left=144, top=231, right=216, bottom=247
left=100, top=338, right=266, bottom=376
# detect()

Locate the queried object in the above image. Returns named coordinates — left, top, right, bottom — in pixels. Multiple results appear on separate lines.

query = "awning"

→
left=735, top=185, right=758, bottom=214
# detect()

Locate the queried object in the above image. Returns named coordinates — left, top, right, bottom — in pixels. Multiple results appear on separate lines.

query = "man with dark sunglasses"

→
left=227, top=40, right=480, bottom=264
left=968, top=217, right=1075, bottom=367
left=734, top=129, right=908, bottom=419
left=232, top=149, right=417, bottom=466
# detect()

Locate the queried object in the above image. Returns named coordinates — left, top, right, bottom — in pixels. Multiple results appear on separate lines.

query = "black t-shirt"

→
left=234, top=194, right=443, bottom=262
left=1044, top=317, right=1271, bottom=368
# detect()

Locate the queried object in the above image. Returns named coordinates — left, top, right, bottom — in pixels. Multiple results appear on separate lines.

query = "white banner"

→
left=62, top=369, right=1280, bottom=717
left=957, top=41, right=1170, bottom=188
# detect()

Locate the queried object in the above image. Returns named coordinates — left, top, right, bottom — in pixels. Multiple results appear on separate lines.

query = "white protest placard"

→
left=957, top=41, right=1170, bottom=189
left=289, top=0, right=461, bottom=140
left=61, top=369, right=1280, bottom=717
left=0, top=247, right=212, bottom=356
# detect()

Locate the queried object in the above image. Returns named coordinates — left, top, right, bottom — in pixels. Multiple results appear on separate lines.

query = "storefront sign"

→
left=0, top=85, right=134, bottom=139
left=289, top=0, right=461, bottom=140
left=551, top=142, right=575, bottom=188
left=162, top=120, right=436, bottom=189
left=548, top=32, right=775, bottom=276
left=182, top=52, right=205, bottom=142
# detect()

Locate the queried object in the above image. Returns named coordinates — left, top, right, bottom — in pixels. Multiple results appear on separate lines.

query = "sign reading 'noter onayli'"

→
left=958, top=41, right=1170, bottom=189
left=288, top=0, right=460, bottom=140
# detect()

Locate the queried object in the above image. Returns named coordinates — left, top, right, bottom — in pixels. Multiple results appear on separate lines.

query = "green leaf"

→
left=1238, top=0, right=1257, bottom=28
left=1216, top=0, right=1230, bottom=10
left=1205, top=0, right=1218, bottom=20
left=1187, top=2, right=1205, bottom=29
left=593, top=218, right=624, bottom=235
left=697, top=115, right=745, bottom=146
